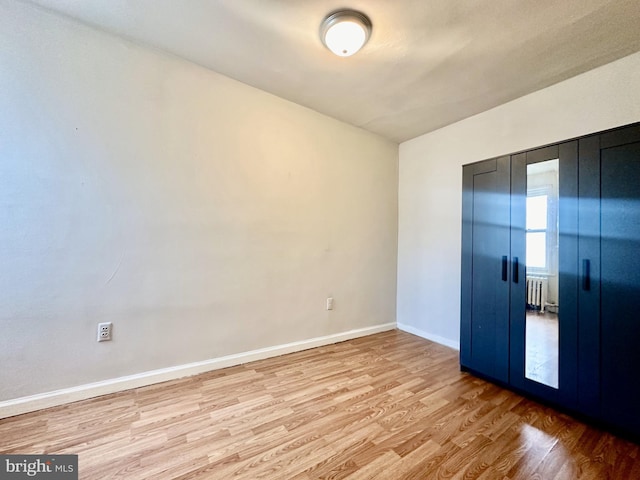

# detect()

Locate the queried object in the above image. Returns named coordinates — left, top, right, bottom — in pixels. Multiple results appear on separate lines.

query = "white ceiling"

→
left=24, top=0, right=640, bottom=143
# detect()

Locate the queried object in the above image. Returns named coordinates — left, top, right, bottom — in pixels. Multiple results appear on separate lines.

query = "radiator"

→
left=526, top=276, right=548, bottom=312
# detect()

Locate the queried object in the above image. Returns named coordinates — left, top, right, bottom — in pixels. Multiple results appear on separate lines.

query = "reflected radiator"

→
left=526, top=276, right=548, bottom=312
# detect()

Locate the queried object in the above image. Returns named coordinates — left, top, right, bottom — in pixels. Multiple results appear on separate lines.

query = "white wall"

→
left=398, top=51, right=640, bottom=348
left=0, top=0, right=398, bottom=404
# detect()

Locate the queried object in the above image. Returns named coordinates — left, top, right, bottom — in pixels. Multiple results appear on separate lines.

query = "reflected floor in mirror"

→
left=525, top=311, right=559, bottom=388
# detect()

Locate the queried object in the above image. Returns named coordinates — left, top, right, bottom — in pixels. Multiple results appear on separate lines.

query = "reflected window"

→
left=526, top=194, right=548, bottom=269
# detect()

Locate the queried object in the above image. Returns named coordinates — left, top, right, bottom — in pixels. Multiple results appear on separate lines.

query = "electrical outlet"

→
left=97, top=322, right=112, bottom=342
left=326, top=297, right=334, bottom=310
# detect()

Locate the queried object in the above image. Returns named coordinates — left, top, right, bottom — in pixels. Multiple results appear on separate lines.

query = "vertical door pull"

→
left=512, top=257, right=519, bottom=283
left=502, top=256, right=508, bottom=281
left=582, top=259, right=591, bottom=291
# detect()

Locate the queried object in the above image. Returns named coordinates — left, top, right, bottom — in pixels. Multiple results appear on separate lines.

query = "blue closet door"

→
left=577, top=135, right=601, bottom=417
left=508, top=143, right=578, bottom=408
left=599, top=132, right=640, bottom=435
left=461, top=156, right=511, bottom=383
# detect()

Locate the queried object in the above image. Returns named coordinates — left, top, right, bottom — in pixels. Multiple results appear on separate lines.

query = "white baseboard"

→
left=397, top=323, right=460, bottom=350
left=0, top=323, right=396, bottom=419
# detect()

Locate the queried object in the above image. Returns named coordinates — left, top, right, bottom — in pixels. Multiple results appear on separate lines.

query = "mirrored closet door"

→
left=509, top=142, right=578, bottom=406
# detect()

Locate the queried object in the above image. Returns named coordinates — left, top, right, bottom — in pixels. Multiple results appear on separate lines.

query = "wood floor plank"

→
left=1, top=330, right=638, bottom=479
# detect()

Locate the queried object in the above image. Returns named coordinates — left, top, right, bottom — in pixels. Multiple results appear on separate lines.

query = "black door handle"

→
left=502, top=256, right=508, bottom=282
left=512, top=256, right=519, bottom=283
left=582, top=259, right=591, bottom=291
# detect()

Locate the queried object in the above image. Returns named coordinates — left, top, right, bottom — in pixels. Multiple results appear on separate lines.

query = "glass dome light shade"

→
left=320, top=10, right=372, bottom=57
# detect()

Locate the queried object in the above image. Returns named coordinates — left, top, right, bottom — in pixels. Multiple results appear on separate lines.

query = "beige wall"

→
left=398, top=51, right=640, bottom=348
left=0, top=1, right=398, bottom=403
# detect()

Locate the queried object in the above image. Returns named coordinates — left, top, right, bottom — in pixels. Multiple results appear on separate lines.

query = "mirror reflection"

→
left=525, top=159, right=559, bottom=388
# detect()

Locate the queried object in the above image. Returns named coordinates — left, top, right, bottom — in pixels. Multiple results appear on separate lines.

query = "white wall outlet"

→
left=326, top=297, right=334, bottom=310
left=97, top=322, right=112, bottom=342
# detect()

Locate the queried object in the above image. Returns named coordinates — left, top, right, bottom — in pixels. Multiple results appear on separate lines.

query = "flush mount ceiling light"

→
left=320, top=10, right=372, bottom=57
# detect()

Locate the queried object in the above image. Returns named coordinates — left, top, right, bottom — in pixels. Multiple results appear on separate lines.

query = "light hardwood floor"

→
left=1, top=330, right=638, bottom=479
left=525, top=311, right=559, bottom=388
